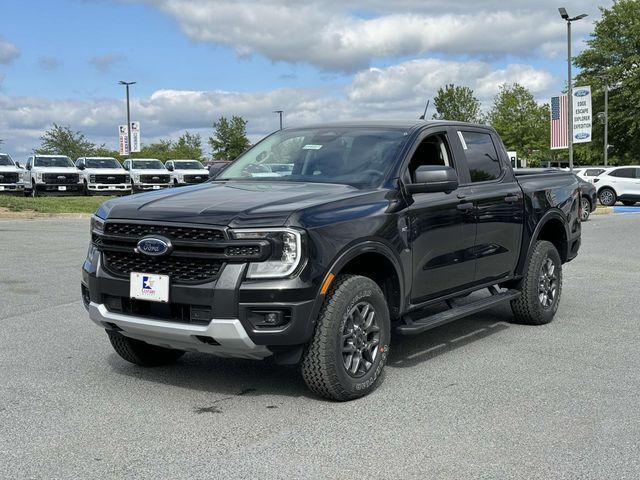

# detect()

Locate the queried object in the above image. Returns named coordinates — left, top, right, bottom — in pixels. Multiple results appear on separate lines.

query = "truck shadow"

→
left=387, top=304, right=513, bottom=369
left=106, top=304, right=514, bottom=401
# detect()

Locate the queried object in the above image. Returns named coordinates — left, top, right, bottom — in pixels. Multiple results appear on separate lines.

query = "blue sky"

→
left=0, top=0, right=607, bottom=157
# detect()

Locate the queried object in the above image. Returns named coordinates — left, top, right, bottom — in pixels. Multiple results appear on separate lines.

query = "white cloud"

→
left=0, top=57, right=556, bottom=155
left=88, top=54, right=125, bottom=73
left=0, top=37, right=20, bottom=65
left=144, top=0, right=601, bottom=71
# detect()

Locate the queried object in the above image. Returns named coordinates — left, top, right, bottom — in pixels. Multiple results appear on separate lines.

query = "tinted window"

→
left=460, top=131, right=502, bottom=182
left=0, top=154, right=14, bottom=166
left=584, top=168, right=605, bottom=176
left=131, top=160, right=165, bottom=170
left=86, top=158, right=122, bottom=169
left=610, top=168, right=635, bottom=179
left=173, top=161, right=205, bottom=170
left=34, top=156, right=74, bottom=167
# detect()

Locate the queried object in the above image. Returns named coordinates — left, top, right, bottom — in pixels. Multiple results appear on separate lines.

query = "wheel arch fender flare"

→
left=525, top=209, right=570, bottom=265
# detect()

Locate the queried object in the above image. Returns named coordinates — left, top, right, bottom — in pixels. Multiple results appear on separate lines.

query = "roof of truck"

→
left=283, top=119, right=492, bottom=131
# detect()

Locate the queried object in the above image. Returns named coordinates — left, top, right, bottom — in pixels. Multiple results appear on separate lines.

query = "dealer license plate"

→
left=130, top=272, right=170, bottom=303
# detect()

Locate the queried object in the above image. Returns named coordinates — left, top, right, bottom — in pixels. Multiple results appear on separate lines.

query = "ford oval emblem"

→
left=575, top=89, right=588, bottom=97
left=575, top=132, right=590, bottom=140
left=136, top=236, right=173, bottom=256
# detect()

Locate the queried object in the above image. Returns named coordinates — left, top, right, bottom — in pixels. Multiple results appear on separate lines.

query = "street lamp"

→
left=558, top=7, right=587, bottom=172
left=118, top=81, right=136, bottom=157
left=273, top=110, right=284, bottom=130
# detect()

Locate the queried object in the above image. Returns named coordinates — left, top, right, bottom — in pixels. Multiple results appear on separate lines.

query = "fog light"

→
left=247, top=309, right=290, bottom=329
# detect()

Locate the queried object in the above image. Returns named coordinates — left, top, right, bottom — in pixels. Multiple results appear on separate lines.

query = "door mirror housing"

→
left=405, top=165, right=458, bottom=194
left=14, top=161, right=21, bottom=169
left=26, top=163, right=32, bottom=171
left=166, top=163, right=174, bottom=172
left=77, top=163, right=85, bottom=170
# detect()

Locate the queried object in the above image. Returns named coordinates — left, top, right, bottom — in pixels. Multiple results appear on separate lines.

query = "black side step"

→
left=396, top=289, right=521, bottom=336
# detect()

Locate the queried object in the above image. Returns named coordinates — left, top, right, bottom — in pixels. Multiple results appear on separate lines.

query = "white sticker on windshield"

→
left=302, top=144, right=323, bottom=150
left=457, top=131, right=468, bottom=150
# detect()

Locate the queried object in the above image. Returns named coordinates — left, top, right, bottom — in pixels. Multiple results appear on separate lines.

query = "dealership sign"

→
left=118, top=122, right=141, bottom=155
left=572, top=86, right=592, bottom=144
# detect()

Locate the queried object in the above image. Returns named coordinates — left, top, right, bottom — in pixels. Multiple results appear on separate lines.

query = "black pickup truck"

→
left=82, top=120, right=581, bottom=401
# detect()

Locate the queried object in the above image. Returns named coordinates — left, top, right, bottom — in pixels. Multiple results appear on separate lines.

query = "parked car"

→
left=207, top=161, right=231, bottom=178
left=593, top=166, right=640, bottom=206
left=0, top=153, right=25, bottom=194
left=574, top=167, right=607, bottom=183
left=122, top=158, right=171, bottom=193
left=76, top=157, right=131, bottom=196
left=165, top=159, right=209, bottom=187
left=577, top=176, right=597, bottom=221
left=82, top=120, right=581, bottom=401
left=23, top=154, right=82, bottom=196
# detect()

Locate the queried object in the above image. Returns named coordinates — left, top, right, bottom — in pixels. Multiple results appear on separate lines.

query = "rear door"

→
left=608, top=168, right=637, bottom=198
left=453, top=128, right=524, bottom=284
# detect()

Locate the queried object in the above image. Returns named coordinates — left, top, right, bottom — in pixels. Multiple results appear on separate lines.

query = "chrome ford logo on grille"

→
left=136, top=236, right=172, bottom=256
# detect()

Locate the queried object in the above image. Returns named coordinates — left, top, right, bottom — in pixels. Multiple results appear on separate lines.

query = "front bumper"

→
left=88, top=183, right=131, bottom=193
left=82, top=251, right=321, bottom=358
left=35, top=183, right=82, bottom=193
left=132, top=183, right=171, bottom=191
left=0, top=183, right=24, bottom=192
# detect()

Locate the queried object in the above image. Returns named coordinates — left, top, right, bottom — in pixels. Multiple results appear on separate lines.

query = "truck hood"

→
left=0, top=166, right=21, bottom=173
left=100, top=180, right=365, bottom=227
left=130, top=169, right=168, bottom=175
left=84, top=168, right=127, bottom=175
left=173, top=169, right=210, bottom=175
left=32, top=167, right=78, bottom=173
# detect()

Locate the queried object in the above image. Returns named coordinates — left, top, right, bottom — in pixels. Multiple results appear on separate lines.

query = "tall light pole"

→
left=118, top=81, right=136, bottom=156
left=273, top=110, right=284, bottom=130
left=603, top=82, right=609, bottom=166
left=558, top=8, right=587, bottom=172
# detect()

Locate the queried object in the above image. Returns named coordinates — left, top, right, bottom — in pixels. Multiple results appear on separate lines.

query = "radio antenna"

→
left=419, top=99, right=430, bottom=120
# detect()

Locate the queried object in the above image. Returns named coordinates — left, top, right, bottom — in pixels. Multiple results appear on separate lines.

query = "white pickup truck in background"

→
left=76, top=157, right=131, bottom=196
left=123, top=158, right=171, bottom=193
left=23, top=155, right=82, bottom=197
left=0, top=153, right=25, bottom=194
left=165, top=159, right=210, bottom=187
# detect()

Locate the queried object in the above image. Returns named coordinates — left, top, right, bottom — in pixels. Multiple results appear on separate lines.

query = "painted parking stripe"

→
left=613, top=206, right=640, bottom=214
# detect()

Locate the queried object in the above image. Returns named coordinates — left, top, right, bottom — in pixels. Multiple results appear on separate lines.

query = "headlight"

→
left=36, top=172, right=43, bottom=182
left=231, top=228, right=303, bottom=279
left=90, top=215, right=105, bottom=235
left=89, top=174, right=96, bottom=183
left=125, top=174, right=131, bottom=182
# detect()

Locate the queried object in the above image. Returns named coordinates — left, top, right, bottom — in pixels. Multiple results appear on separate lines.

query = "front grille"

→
left=104, top=223, right=225, bottom=241
left=183, top=174, right=208, bottom=184
left=0, top=172, right=19, bottom=183
left=43, top=173, right=79, bottom=184
left=140, top=174, right=170, bottom=183
left=103, top=251, right=223, bottom=283
left=93, top=174, right=128, bottom=184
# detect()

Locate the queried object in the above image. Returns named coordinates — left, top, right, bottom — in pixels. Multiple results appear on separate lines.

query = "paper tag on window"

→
left=457, top=131, right=468, bottom=150
left=302, top=144, right=323, bottom=150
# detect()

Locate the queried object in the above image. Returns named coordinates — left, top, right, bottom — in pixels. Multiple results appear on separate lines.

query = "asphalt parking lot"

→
left=1, top=214, right=640, bottom=479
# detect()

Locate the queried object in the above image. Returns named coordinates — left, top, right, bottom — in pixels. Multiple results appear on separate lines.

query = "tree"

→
left=575, top=0, right=640, bottom=165
left=131, top=139, right=174, bottom=161
left=432, top=84, right=483, bottom=123
left=35, top=124, right=97, bottom=159
left=208, top=116, right=250, bottom=161
left=172, top=131, right=203, bottom=159
left=487, top=83, right=550, bottom=165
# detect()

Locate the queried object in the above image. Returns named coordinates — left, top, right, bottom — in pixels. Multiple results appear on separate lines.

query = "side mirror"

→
left=77, top=164, right=85, bottom=170
left=166, top=163, right=174, bottom=172
left=14, top=161, right=21, bottom=168
left=405, top=165, right=458, bottom=194
left=123, top=163, right=129, bottom=171
left=26, top=164, right=32, bottom=171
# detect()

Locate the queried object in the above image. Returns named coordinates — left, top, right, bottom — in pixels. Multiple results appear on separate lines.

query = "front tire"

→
left=598, top=188, right=617, bottom=206
left=301, top=274, right=390, bottom=401
left=107, top=330, right=184, bottom=366
left=31, top=182, right=38, bottom=197
left=510, top=240, right=562, bottom=325
left=580, top=197, right=591, bottom=221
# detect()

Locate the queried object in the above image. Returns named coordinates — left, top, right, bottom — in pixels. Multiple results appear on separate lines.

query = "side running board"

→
left=396, top=289, right=521, bottom=336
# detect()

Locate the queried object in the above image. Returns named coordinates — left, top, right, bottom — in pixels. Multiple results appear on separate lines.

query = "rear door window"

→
left=459, top=131, right=502, bottom=183
left=610, top=168, right=635, bottom=178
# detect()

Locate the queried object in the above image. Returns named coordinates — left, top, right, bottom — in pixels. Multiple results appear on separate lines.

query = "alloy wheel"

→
left=538, top=257, right=558, bottom=309
left=341, top=301, right=381, bottom=378
left=580, top=198, right=590, bottom=221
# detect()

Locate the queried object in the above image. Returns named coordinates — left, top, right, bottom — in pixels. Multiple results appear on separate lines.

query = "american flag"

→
left=550, top=94, right=568, bottom=150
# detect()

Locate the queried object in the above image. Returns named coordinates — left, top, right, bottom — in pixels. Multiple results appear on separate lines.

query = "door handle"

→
left=457, top=202, right=474, bottom=211
left=504, top=195, right=520, bottom=203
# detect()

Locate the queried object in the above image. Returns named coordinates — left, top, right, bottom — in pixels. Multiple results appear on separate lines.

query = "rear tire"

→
left=622, top=200, right=636, bottom=206
left=510, top=240, right=562, bottom=325
left=107, top=330, right=184, bottom=366
left=301, top=274, right=390, bottom=401
left=598, top=188, right=616, bottom=206
left=580, top=197, right=591, bottom=221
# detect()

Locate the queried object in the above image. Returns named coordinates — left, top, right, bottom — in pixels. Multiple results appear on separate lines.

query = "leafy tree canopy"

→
left=432, top=84, right=483, bottom=123
left=208, top=116, right=251, bottom=161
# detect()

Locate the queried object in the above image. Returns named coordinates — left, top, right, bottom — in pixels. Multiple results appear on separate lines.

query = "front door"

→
left=405, top=129, right=477, bottom=303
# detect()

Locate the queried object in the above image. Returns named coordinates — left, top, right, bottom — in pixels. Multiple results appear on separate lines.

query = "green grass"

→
left=0, top=195, right=115, bottom=214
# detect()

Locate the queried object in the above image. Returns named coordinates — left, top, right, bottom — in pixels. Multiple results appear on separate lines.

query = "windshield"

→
left=174, top=161, right=205, bottom=170
left=34, top=156, right=74, bottom=168
left=132, top=160, right=164, bottom=170
left=0, top=154, right=14, bottom=167
left=217, top=127, right=408, bottom=188
left=86, top=158, right=122, bottom=169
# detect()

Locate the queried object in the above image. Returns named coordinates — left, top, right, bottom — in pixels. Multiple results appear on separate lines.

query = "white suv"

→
left=123, top=158, right=171, bottom=193
left=76, top=157, right=131, bottom=195
left=0, top=153, right=25, bottom=194
left=165, top=159, right=209, bottom=187
left=23, top=154, right=82, bottom=196
left=575, top=167, right=607, bottom=184
left=594, top=166, right=640, bottom=206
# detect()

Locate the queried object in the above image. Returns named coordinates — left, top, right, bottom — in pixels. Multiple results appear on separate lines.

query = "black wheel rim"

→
left=341, top=301, right=381, bottom=378
left=538, top=257, right=558, bottom=309
left=581, top=198, right=589, bottom=221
